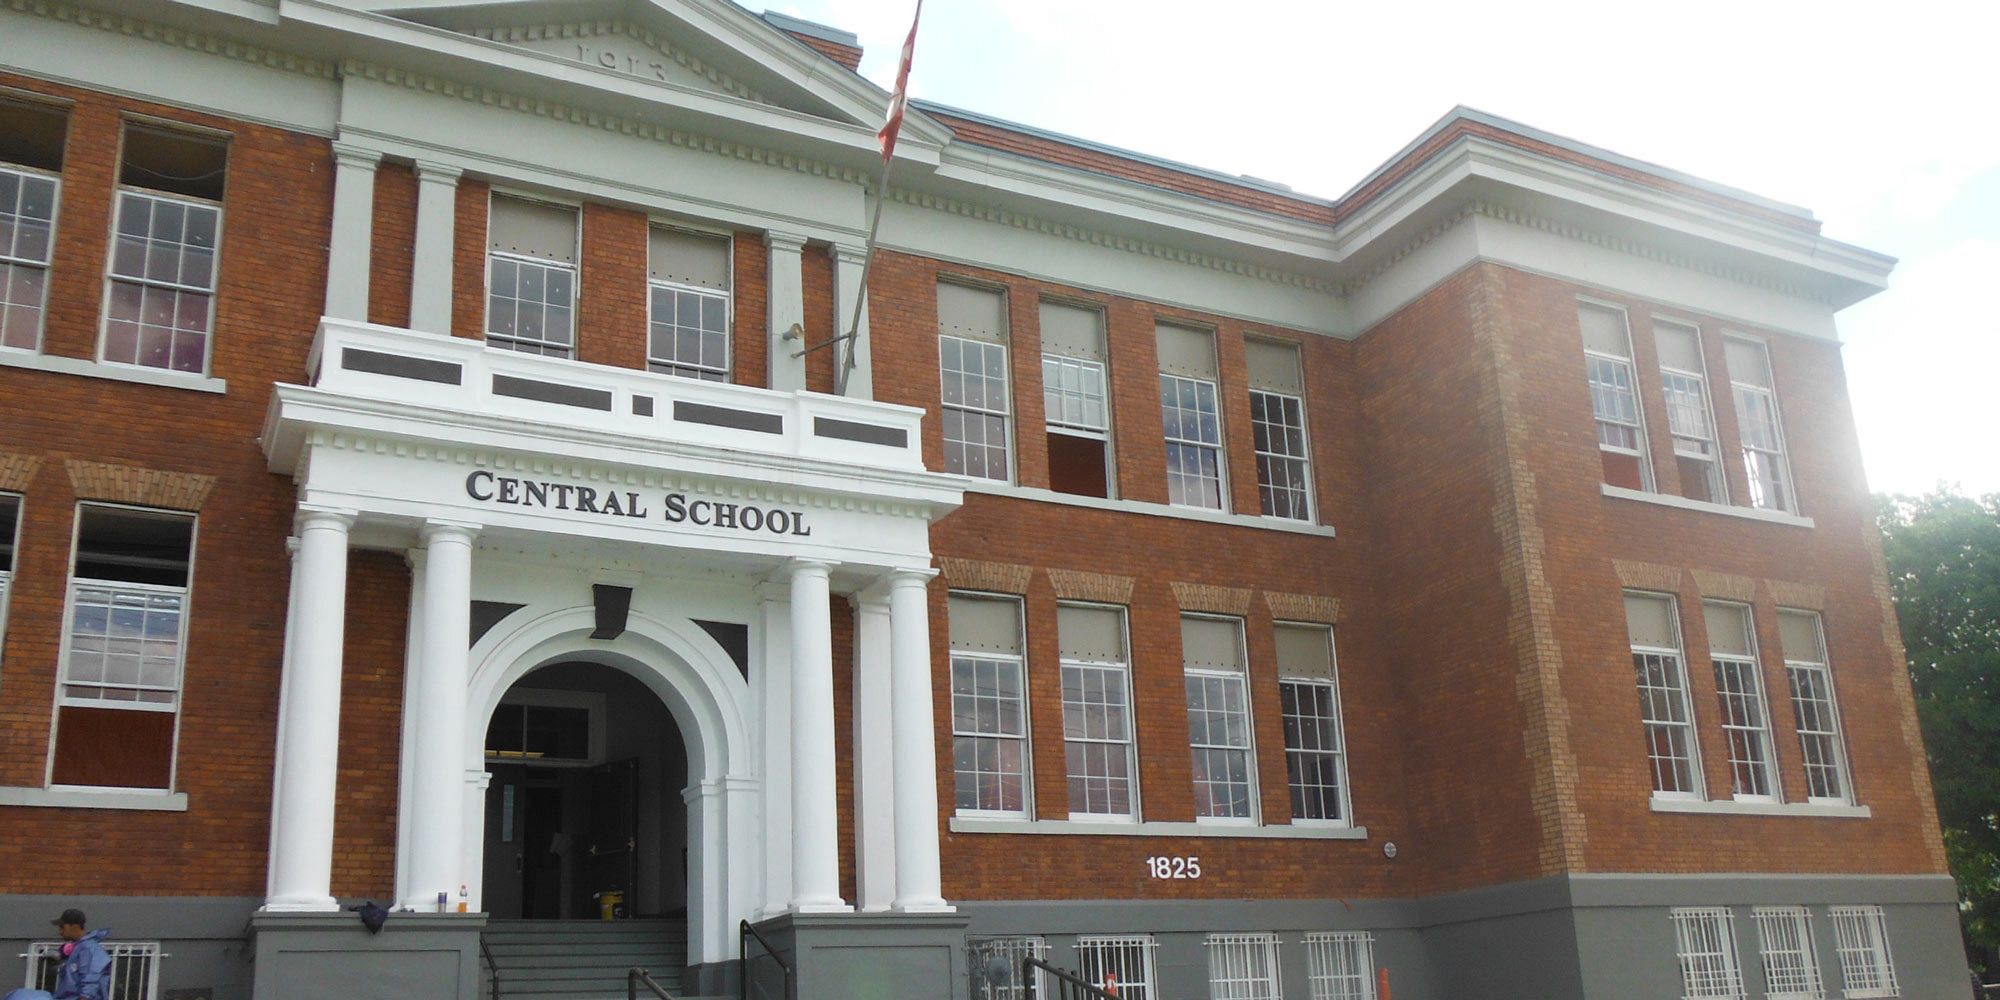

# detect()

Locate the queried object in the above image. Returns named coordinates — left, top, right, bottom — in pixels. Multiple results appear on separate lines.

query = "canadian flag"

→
left=876, top=0, right=923, bottom=163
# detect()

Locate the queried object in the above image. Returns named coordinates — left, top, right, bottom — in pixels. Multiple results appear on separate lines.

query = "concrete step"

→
left=482, top=919, right=691, bottom=1000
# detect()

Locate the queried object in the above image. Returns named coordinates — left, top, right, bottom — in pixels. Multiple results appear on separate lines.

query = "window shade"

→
left=1245, top=339, right=1304, bottom=395
left=489, top=195, right=578, bottom=263
left=1623, top=593, right=1678, bottom=649
left=1274, top=624, right=1334, bottom=679
left=1703, top=602, right=1753, bottom=657
left=1181, top=616, right=1244, bottom=672
left=1654, top=321, right=1704, bottom=372
left=938, top=282, right=1007, bottom=343
left=1725, top=338, right=1774, bottom=388
left=1156, top=323, right=1217, bottom=380
left=1777, top=610, right=1823, bottom=662
left=948, top=595, right=1021, bottom=655
left=649, top=227, right=729, bottom=290
left=1040, top=301, right=1105, bottom=362
left=1579, top=304, right=1631, bottom=357
left=1058, top=604, right=1126, bottom=662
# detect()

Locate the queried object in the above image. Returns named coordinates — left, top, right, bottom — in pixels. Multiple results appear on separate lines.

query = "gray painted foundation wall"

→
left=0, top=895, right=258, bottom=1000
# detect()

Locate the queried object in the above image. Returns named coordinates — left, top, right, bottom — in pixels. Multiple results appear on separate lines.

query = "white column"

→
left=392, top=550, right=426, bottom=908
left=766, top=232, right=808, bottom=392
left=887, top=568, right=950, bottom=911
left=325, top=143, right=380, bottom=322
left=787, top=559, right=848, bottom=912
left=264, top=507, right=354, bottom=912
left=754, top=584, right=793, bottom=918
left=460, top=769, right=490, bottom=913
left=401, top=520, right=479, bottom=912
left=410, top=161, right=462, bottom=335
left=849, top=592, right=897, bottom=910
left=832, top=243, right=873, bottom=399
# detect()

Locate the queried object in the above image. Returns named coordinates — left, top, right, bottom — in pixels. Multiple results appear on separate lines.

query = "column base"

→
left=892, top=898, right=956, bottom=914
left=251, top=910, right=487, bottom=1000
left=742, top=909, right=971, bottom=1000
left=790, top=900, right=855, bottom=915
left=259, top=896, right=339, bottom=913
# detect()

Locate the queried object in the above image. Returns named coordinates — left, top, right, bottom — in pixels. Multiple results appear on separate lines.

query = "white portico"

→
left=258, top=317, right=963, bottom=965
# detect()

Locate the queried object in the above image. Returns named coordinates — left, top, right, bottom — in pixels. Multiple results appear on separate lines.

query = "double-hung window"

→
left=1725, top=337, right=1796, bottom=513
left=1672, top=907, right=1748, bottom=1000
left=1278, top=623, right=1351, bottom=824
left=105, top=125, right=226, bottom=375
left=1304, top=932, right=1377, bottom=1000
left=939, top=281, right=1013, bottom=481
left=1752, top=907, right=1826, bottom=1000
left=1625, top=592, right=1703, bottom=798
left=1184, top=614, right=1256, bottom=821
left=948, top=594, right=1029, bottom=817
left=0, top=494, right=18, bottom=658
left=1656, top=319, right=1728, bottom=504
left=486, top=194, right=578, bottom=357
left=54, top=504, right=195, bottom=790
left=1705, top=602, right=1780, bottom=799
left=968, top=936, right=1049, bottom=1000
left=1205, top=933, right=1282, bottom=1000
left=1829, top=906, right=1898, bottom=997
left=1247, top=339, right=1314, bottom=521
left=1158, top=323, right=1225, bottom=509
left=1580, top=303, right=1651, bottom=491
left=0, top=98, right=66, bottom=352
left=1058, top=603, right=1137, bottom=819
left=1779, top=610, right=1854, bottom=804
left=1041, top=300, right=1112, bottom=498
left=647, top=226, right=730, bottom=380
left=1075, top=935, right=1157, bottom=1000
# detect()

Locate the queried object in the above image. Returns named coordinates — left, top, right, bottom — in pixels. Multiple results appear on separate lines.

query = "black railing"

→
left=479, top=934, right=500, bottom=1000
left=1023, top=958, right=1118, bottom=999
left=628, top=966, right=678, bottom=999
left=739, top=918, right=794, bottom=1000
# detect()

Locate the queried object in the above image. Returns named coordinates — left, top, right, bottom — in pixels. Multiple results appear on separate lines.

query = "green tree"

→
left=1879, top=489, right=2000, bottom=973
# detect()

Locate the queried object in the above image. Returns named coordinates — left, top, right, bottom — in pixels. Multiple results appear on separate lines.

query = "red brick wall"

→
left=368, top=162, right=416, bottom=330
left=577, top=203, right=649, bottom=370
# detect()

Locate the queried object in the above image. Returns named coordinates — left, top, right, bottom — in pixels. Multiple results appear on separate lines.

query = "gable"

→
left=460, top=20, right=767, bottom=106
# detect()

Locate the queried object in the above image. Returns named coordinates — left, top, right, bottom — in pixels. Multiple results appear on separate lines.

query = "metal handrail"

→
left=1022, top=957, right=1119, bottom=999
left=629, top=966, right=679, bottom=999
left=739, top=918, right=794, bottom=1000
left=479, top=934, right=500, bottom=1000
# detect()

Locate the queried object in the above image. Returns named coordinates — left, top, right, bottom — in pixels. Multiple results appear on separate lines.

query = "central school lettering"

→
left=662, top=494, right=810, bottom=536
left=464, top=471, right=810, bottom=536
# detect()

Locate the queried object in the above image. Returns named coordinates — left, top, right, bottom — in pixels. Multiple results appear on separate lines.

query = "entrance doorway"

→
left=481, top=661, right=687, bottom=920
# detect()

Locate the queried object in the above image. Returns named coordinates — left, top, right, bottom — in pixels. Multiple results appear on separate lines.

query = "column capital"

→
left=330, top=141, right=384, bottom=170
left=414, top=159, right=464, bottom=184
left=885, top=566, right=940, bottom=587
left=782, top=557, right=836, bottom=581
left=295, top=506, right=356, bottom=533
left=420, top=519, right=482, bottom=546
left=764, top=230, right=809, bottom=254
left=832, top=242, right=868, bottom=267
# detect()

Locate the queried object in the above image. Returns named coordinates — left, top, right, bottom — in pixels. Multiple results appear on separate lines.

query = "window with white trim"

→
left=1304, top=932, right=1377, bottom=1000
left=1672, top=907, right=1748, bottom=1000
left=1753, top=906, right=1827, bottom=1000
left=1159, top=322, right=1226, bottom=509
left=53, top=504, right=195, bottom=789
left=1626, top=592, right=1703, bottom=798
left=646, top=226, right=731, bottom=381
left=105, top=124, right=226, bottom=375
left=939, top=281, right=1012, bottom=481
left=1725, top=336, right=1796, bottom=513
left=1580, top=303, right=1652, bottom=491
left=27, top=939, right=164, bottom=1000
left=1655, top=319, right=1728, bottom=504
left=968, top=935, right=1049, bottom=1000
left=1278, top=623, right=1350, bottom=824
left=1206, top=933, right=1282, bottom=1000
left=1247, top=338, right=1313, bottom=521
left=949, top=593, right=1029, bottom=817
left=1184, top=614, right=1256, bottom=821
left=1830, top=906, right=1898, bottom=997
left=1059, top=603, right=1137, bottom=819
left=1042, top=300, right=1112, bottom=498
left=486, top=194, right=578, bottom=358
left=0, top=98, right=66, bottom=353
left=1779, top=610, right=1854, bottom=804
left=1075, top=935, right=1157, bottom=1000
left=1705, top=602, right=1780, bottom=799
left=0, top=493, right=18, bottom=659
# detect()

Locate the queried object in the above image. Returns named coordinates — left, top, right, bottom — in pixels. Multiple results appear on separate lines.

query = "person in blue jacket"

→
left=48, top=909, right=110, bottom=1000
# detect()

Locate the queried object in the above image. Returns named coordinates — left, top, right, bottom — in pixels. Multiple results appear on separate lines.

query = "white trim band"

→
left=950, top=816, right=1369, bottom=839
left=1602, top=484, right=1815, bottom=528
left=963, top=482, right=1338, bottom=537
left=0, top=351, right=228, bottom=394
left=0, top=786, right=189, bottom=811
left=1650, top=798, right=1870, bottom=819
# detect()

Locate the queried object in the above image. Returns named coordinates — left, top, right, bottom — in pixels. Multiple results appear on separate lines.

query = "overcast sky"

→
left=774, top=0, right=1997, bottom=497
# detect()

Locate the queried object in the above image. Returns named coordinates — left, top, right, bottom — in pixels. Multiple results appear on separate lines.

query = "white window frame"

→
left=1278, top=623, right=1352, bottom=827
left=1304, top=931, right=1377, bottom=1000
left=1249, top=386, right=1314, bottom=522
left=101, top=187, right=222, bottom=377
left=1724, top=333, right=1798, bottom=514
left=1629, top=592, right=1706, bottom=801
left=1781, top=611, right=1856, bottom=806
left=1043, top=353, right=1109, bottom=438
left=1581, top=301, right=1653, bottom=491
left=1184, top=613, right=1258, bottom=825
left=1075, top=935, right=1158, bottom=1000
left=1752, top=906, right=1827, bottom=1000
left=1672, top=907, right=1748, bottom=1000
left=25, top=940, right=165, bottom=1000
left=950, top=593, right=1031, bottom=819
left=1705, top=601, right=1781, bottom=802
left=1830, top=906, right=1898, bottom=998
left=1655, top=317, right=1729, bottom=503
left=1205, top=932, right=1282, bottom=1000
left=1059, top=602, right=1140, bottom=823
left=484, top=192, right=581, bottom=359
left=940, top=332, right=1015, bottom=483
left=1161, top=371, right=1228, bottom=511
left=0, top=162, right=60, bottom=354
left=646, top=278, right=731, bottom=381
left=968, top=935, right=1049, bottom=1000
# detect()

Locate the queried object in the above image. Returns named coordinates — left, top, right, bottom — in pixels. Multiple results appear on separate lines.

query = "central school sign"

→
left=464, top=470, right=812, bottom=536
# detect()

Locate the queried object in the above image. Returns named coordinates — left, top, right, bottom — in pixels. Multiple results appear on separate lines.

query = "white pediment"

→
left=460, top=20, right=768, bottom=106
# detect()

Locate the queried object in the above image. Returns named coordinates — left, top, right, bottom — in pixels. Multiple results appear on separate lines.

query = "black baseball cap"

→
left=51, top=908, right=85, bottom=928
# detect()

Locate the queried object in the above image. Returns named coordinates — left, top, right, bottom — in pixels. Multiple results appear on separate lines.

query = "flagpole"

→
left=834, top=156, right=894, bottom=396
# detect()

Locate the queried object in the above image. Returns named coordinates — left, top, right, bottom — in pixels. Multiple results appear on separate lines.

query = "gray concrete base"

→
left=0, top=894, right=257, bottom=1000
left=249, top=910, right=487, bottom=1000
left=734, top=909, right=973, bottom=1000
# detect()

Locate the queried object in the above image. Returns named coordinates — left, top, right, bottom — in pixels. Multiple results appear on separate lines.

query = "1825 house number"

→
left=1146, top=855, right=1201, bottom=879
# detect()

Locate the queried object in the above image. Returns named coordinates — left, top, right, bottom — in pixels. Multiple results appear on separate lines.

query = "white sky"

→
left=774, top=0, right=1999, bottom=497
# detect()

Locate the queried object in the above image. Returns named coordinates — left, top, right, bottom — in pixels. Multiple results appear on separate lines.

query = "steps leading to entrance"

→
left=482, top=919, right=689, bottom=999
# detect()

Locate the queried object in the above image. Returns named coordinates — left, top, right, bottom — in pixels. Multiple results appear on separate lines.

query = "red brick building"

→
left=0, top=2, right=1959, bottom=999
